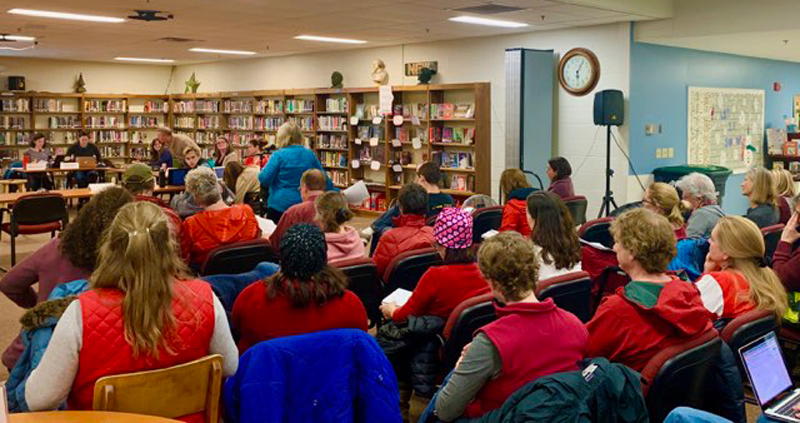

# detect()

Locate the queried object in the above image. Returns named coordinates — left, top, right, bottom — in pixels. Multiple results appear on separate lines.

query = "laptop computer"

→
left=76, top=157, right=97, bottom=168
left=167, top=168, right=190, bottom=186
left=214, top=166, right=225, bottom=180
left=740, top=332, right=800, bottom=422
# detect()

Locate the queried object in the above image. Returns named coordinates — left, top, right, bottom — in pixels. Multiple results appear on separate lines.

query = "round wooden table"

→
left=10, top=411, right=180, bottom=422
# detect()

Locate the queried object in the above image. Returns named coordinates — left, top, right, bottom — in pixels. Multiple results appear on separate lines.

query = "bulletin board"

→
left=687, top=87, right=765, bottom=173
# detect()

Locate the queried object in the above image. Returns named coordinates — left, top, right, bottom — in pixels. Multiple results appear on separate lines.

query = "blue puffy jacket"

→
left=202, top=262, right=279, bottom=325
left=224, top=329, right=402, bottom=423
left=668, top=238, right=709, bottom=281
left=258, top=145, right=332, bottom=213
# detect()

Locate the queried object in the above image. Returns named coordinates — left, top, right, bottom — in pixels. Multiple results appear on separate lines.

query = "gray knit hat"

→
left=279, top=224, right=327, bottom=280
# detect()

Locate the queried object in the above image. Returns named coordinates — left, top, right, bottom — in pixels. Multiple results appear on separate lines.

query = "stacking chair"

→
left=536, top=271, right=593, bottom=323
left=471, top=205, right=504, bottom=243
left=200, top=238, right=277, bottom=276
left=563, top=195, right=588, bottom=226
left=720, top=309, right=779, bottom=374
left=382, top=247, right=442, bottom=292
left=441, top=293, right=496, bottom=372
left=761, top=224, right=784, bottom=263
left=0, top=193, right=69, bottom=266
left=332, top=257, right=384, bottom=328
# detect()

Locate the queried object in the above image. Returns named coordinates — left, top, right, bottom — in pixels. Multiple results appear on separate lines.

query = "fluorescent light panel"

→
left=449, top=15, right=528, bottom=28
left=8, top=8, right=124, bottom=23
left=189, top=48, right=256, bottom=56
left=1, top=35, right=36, bottom=41
left=115, top=57, right=174, bottom=63
left=294, top=35, right=366, bottom=44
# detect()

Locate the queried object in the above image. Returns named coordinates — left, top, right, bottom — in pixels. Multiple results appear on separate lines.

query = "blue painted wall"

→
left=630, top=40, right=800, bottom=215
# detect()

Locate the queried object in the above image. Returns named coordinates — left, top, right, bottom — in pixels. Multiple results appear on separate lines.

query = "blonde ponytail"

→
left=648, top=182, right=684, bottom=228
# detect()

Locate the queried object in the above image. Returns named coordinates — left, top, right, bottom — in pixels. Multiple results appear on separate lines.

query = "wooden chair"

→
left=92, top=354, right=223, bottom=423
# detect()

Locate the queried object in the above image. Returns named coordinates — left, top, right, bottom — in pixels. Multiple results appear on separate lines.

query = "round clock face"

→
left=558, top=48, right=600, bottom=96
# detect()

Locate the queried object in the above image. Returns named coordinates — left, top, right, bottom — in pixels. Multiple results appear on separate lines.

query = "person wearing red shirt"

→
left=270, top=168, right=326, bottom=250
left=586, top=208, right=713, bottom=372
left=183, top=167, right=260, bottom=267
left=696, top=216, right=786, bottom=322
left=243, top=139, right=270, bottom=168
left=498, top=169, right=537, bottom=237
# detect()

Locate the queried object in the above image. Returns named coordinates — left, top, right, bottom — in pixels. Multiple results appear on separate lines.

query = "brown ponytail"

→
left=314, top=191, right=353, bottom=233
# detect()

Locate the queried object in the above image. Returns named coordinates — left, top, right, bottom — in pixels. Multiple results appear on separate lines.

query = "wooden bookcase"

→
left=0, top=83, right=490, bottom=213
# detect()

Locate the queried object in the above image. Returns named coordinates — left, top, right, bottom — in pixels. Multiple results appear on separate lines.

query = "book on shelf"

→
left=288, top=116, right=314, bottom=131
left=317, top=115, right=347, bottom=131
left=129, top=116, right=162, bottom=129
left=196, top=100, right=220, bottom=113
left=254, top=116, right=283, bottom=131
left=48, top=116, right=81, bottom=129
left=0, top=116, right=27, bottom=130
left=317, top=134, right=347, bottom=150
left=1, top=98, right=30, bottom=112
left=256, top=99, right=283, bottom=114
left=325, top=97, right=348, bottom=113
left=84, top=99, right=127, bottom=113
left=223, top=100, right=253, bottom=114
left=430, top=103, right=474, bottom=119
left=286, top=99, right=314, bottom=113
left=173, top=101, right=196, bottom=113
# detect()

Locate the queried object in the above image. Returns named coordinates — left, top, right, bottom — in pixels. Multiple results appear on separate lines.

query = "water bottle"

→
left=158, top=168, right=166, bottom=187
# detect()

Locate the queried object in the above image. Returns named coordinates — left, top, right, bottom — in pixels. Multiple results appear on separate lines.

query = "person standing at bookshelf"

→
left=23, top=133, right=54, bottom=191
left=258, top=121, right=331, bottom=223
left=157, top=127, right=199, bottom=168
left=65, top=131, right=102, bottom=188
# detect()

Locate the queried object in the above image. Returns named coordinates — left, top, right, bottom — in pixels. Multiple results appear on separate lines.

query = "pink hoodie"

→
left=326, top=226, right=366, bottom=264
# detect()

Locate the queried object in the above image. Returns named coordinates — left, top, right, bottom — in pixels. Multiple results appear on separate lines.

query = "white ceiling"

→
left=0, top=0, right=665, bottom=64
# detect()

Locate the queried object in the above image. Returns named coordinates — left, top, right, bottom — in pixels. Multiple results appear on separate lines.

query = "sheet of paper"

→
left=372, top=116, right=382, bottom=125
left=351, top=159, right=360, bottom=169
left=391, top=138, right=401, bottom=147
left=392, top=164, right=403, bottom=172
left=370, top=160, right=381, bottom=171
left=481, top=229, right=499, bottom=240
left=350, top=116, right=359, bottom=125
left=411, top=115, right=421, bottom=126
left=379, top=85, right=394, bottom=115
left=354, top=138, right=362, bottom=145
left=256, top=216, right=277, bottom=240
left=412, top=137, right=422, bottom=149
left=369, top=137, right=379, bottom=146
left=393, top=115, right=404, bottom=126
left=383, top=288, right=413, bottom=306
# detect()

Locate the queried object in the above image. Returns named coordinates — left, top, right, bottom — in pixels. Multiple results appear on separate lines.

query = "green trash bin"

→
left=652, top=165, right=732, bottom=204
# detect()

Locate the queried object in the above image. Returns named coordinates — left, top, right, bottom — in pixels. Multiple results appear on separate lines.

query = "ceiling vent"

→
left=128, top=10, right=174, bottom=22
left=156, top=37, right=203, bottom=43
left=452, top=4, right=527, bottom=15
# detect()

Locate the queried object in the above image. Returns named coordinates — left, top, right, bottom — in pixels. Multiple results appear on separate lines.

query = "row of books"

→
left=324, top=97, right=348, bottom=113
left=286, top=99, right=314, bottom=113
left=444, top=174, right=474, bottom=192
left=433, top=150, right=474, bottom=170
left=290, top=116, right=314, bottom=131
left=430, top=103, right=474, bottom=119
left=358, top=192, right=388, bottom=212
left=196, top=100, right=220, bottom=113
left=356, top=145, right=386, bottom=163
left=198, top=116, right=222, bottom=129
left=129, top=132, right=155, bottom=145
left=317, top=134, right=347, bottom=150
left=394, top=127, right=425, bottom=143
left=392, top=151, right=415, bottom=166
left=223, top=100, right=254, bottom=114
left=84, top=99, right=127, bottom=113
left=329, top=170, right=348, bottom=187
left=175, top=117, right=196, bottom=128
left=34, top=99, right=67, bottom=112
left=0, top=132, right=28, bottom=145
left=391, top=103, right=426, bottom=119
left=47, top=116, right=81, bottom=129
left=129, top=116, right=162, bottom=128
left=256, top=99, right=283, bottom=114
left=141, top=101, right=167, bottom=113
left=255, top=117, right=284, bottom=131
left=86, top=116, right=124, bottom=129
left=173, top=101, right=195, bottom=114
left=318, top=151, right=348, bottom=168
left=90, top=130, right=128, bottom=143
left=354, top=104, right=380, bottom=120
left=429, top=127, right=476, bottom=144
left=0, top=116, right=27, bottom=129
left=356, top=125, right=383, bottom=141
left=1, top=98, right=29, bottom=112
left=317, top=116, right=347, bottom=131
left=99, top=145, right=126, bottom=158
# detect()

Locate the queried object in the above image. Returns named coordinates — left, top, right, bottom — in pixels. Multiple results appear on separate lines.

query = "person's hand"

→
left=456, top=342, right=472, bottom=369
left=793, top=403, right=800, bottom=418
left=782, top=213, right=800, bottom=244
left=704, top=255, right=720, bottom=273
left=380, top=302, right=397, bottom=320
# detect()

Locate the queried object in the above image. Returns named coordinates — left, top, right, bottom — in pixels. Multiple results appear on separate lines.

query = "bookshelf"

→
left=0, top=83, right=490, bottom=214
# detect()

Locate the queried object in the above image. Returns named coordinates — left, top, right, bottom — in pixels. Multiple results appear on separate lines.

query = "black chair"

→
left=441, top=293, right=495, bottom=372
left=536, top=271, right=593, bottom=323
left=244, top=192, right=263, bottom=217
left=332, top=257, right=384, bottom=328
left=761, top=224, right=784, bottom=263
left=640, top=330, right=722, bottom=423
left=562, top=195, right=588, bottom=226
left=0, top=193, right=69, bottom=266
left=591, top=266, right=631, bottom=313
left=200, top=238, right=278, bottom=276
left=471, top=205, right=503, bottom=243
left=578, top=217, right=614, bottom=249
left=382, top=247, right=442, bottom=292
left=721, top=309, right=779, bottom=375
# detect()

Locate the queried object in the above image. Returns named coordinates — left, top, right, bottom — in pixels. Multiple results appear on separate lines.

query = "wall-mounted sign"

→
left=405, top=61, right=438, bottom=77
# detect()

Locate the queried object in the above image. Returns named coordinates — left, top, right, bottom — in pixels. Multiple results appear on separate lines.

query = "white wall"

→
left=0, top=57, right=172, bottom=94
left=172, top=22, right=632, bottom=215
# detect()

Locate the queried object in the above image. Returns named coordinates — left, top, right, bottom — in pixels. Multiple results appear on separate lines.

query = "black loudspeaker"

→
left=8, top=76, right=25, bottom=91
left=593, top=89, right=624, bottom=126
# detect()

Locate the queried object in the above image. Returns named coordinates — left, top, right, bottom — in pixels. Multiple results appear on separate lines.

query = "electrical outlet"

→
left=667, top=148, right=674, bottom=158
left=656, top=148, right=663, bottom=159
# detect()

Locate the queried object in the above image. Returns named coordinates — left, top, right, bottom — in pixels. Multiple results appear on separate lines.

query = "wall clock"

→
left=558, top=48, right=600, bottom=96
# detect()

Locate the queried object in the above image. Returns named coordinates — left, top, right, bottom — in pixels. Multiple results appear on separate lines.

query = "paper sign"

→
left=351, top=160, right=360, bottom=169
left=393, top=164, right=403, bottom=172
left=26, top=162, right=46, bottom=171
left=349, top=116, right=359, bottom=125
left=343, top=180, right=370, bottom=205
left=60, top=162, right=79, bottom=170
left=411, top=115, right=421, bottom=126
left=372, top=116, right=382, bottom=125
left=379, top=85, right=394, bottom=115
left=391, top=139, right=402, bottom=147
left=393, top=115, right=404, bottom=126
left=354, top=138, right=362, bottom=145
left=412, top=137, right=422, bottom=149
left=369, top=137, right=379, bottom=146
left=370, top=160, right=381, bottom=171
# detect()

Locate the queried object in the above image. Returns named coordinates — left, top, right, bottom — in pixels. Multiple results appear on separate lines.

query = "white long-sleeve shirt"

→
left=25, top=294, right=238, bottom=411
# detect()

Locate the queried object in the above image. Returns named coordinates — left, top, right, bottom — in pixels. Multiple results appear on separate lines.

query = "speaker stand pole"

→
left=598, top=125, right=618, bottom=218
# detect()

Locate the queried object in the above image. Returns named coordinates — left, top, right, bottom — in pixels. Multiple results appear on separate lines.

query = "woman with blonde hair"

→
left=498, top=168, right=537, bottom=236
left=741, top=167, right=779, bottom=228
left=24, top=202, right=238, bottom=413
left=697, top=216, right=788, bottom=322
left=315, top=191, right=365, bottom=263
left=258, top=121, right=330, bottom=222
left=643, top=182, right=688, bottom=239
left=772, top=168, right=796, bottom=224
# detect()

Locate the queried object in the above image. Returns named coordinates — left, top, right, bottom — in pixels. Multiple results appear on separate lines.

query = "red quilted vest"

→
left=68, top=279, right=215, bottom=416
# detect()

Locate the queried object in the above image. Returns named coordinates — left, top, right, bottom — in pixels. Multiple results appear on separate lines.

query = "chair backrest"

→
left=11, top=193, right=69, bottom=227
left=578, top=217, right=614, bottom=249
left=332, top=257, right=384, bottom=328
left=471, top=205, right=504, bottom=243
left=591, top=265, right=631, bottom=312
left=761, top=224, right=784, bottom=262
left=383, top=247, right=442, bottom=292
left=720, top=309, right=779, bottom=375
left=201, top=238, right=277, bottom=276
left=562, top=195, right=588, bottom=226
left=93, top=354, right=223, bottom=423
left=441, top=293, right=496, bottom=372
left=640, top=330, right=721, bottom=423
left=536, top=271, right=593, bottom=323
left=461, top=194, right=497, bottom=210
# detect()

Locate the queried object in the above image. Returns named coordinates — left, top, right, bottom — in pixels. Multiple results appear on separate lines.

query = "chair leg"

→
left=10, top=233, right=16, bottom=267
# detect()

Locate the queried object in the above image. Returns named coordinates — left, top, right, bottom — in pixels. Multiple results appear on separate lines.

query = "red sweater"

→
left=392, top=263, right=491, bottom=323
left=270, top=193, right=321, bottom=250
left=232, top=281, right=368, bottom=354
left=773, top=241, right=800, bottom=291
left=500, top=199, right=531, bottom=237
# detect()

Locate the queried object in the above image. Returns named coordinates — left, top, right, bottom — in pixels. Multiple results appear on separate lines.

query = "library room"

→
left=0, top=1, right=798, bottom=422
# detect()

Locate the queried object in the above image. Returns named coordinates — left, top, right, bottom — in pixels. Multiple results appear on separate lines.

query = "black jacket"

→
left=377, top=315, right=445, bottom=398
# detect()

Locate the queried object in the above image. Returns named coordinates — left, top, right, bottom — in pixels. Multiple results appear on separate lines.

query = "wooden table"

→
left=0, top=186, right=184, bottom=205
left=0, top=179, right=27, bottom=194
left=10, top=411, right=179, bottom=422
left=20, top=168, right=125, bottom=174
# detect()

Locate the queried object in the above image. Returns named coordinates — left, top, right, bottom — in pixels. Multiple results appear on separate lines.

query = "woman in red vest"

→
left=432, top=231, right=588, bottom=421
left=24, top=202, right=238, bottom=418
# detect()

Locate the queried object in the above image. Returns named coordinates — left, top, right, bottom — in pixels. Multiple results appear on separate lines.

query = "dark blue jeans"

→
left=72, top=170, right=99, bottom=188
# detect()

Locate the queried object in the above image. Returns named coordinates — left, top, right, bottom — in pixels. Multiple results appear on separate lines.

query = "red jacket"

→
left=373, top=214, right=435, bottom=279
left=232, top=281, right=368, bottom=354
left=499, top=188, right=536, bottom=237
left=135, top=195, right=191, bottom=262
left=772, top=241, right=800, bottom=291
left=586, top=278, right=713, bottom=372
left=69, top=280, right=215, bottom=422
left=184, top=204, right=260, bottom=266
left=270, top=193, right=321, bottom=250
left=464, top=299, right=588, bottom=418
left=392, top=263, right=490, bottom=323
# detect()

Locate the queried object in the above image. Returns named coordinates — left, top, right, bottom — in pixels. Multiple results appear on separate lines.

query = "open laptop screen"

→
left=742, top=332, right=793, bottom=406
left=167, top=168, right=189, bottom=186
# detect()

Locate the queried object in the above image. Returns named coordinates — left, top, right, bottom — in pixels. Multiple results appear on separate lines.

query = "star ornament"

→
left=185, top=72, right=201, bottom=94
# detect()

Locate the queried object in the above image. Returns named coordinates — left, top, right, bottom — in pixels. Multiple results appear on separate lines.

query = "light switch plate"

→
left=667, top=148, right=674, bottom=158
left=656, top=148, right=663, bottom=158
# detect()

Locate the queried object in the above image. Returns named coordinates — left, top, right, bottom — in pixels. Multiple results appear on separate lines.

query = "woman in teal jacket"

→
left=259, top=121, right=331, bottom=222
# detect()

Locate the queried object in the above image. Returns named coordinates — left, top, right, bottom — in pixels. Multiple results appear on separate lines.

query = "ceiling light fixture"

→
left=448, top=15, right=529, bottom=28
left=294, top=35, right=366, bottom=44
left=0, top=34, right=36, bottom=41
left=189, top=47, right=256, bottom=55
left=115, top=57, right=174, bottom=63
left=8, top=8, right=125, bottom=23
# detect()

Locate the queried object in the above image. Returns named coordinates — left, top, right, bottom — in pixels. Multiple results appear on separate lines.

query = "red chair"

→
left=761, top=224, right=784, bottom=263
left=563, top=195, right=588, bottom=226
left=200, top=238, right=277, bottom=276
left=640, top=329, right=721, bottom=423
left=578, top=217, right=615, bottom=249
left=441, top=293, right=495, bottom=372
left=0, top=193, right=69, bottom=266
left=331, top=257, right=384, bottom=328
left=535, top=271, right=592, bottom=323
left=382, top=247, right=442, bottom=292
left=471, top=205, right=504, bottom=243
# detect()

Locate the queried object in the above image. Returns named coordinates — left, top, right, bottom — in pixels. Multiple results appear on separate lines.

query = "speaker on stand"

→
left=593, top=89, right=624, bottom=218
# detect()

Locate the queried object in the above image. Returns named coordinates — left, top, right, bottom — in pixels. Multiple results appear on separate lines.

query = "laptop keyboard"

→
left=776, top=394, right=800, bottom=418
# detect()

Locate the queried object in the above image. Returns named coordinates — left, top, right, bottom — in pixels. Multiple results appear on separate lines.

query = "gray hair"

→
left=675, top=172, right=717, bottom=203
left=185, top=166, right=221, bottom=207
left=277, top=121, right=303, bottom=149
